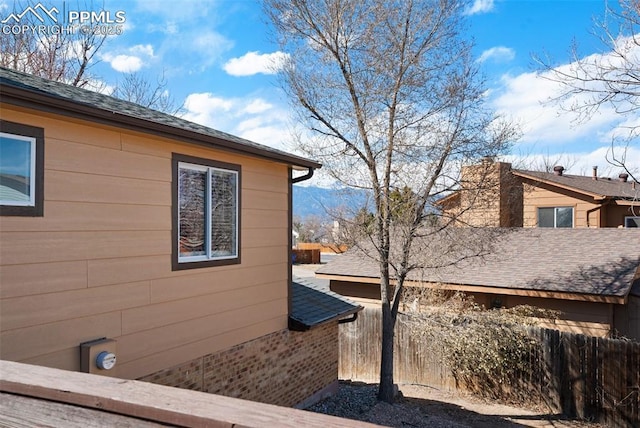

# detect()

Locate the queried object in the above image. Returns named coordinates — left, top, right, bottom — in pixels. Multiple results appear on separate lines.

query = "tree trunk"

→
left=377, top=249, right=396, bottom=403
left=378, top=299, right=396, bottom=402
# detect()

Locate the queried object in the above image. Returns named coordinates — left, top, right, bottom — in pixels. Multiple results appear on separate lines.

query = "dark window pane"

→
left=538, top=207, right=554, bottom=227
left=0, top=134, right=33, bottom=205
left=556, top=207, right=573, bottom=228
left=178, top=166, right=206, bottom=258
left=210, top=169, right=237, bottom=257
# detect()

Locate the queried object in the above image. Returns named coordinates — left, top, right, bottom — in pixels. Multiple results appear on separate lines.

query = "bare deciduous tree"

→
left=265, top=0, right=518, bottom=402
left=111, top=71, right=183, bottom=115
left=536, top=0, right=639, bottom=182
left=0, top=1, right=107, bottom=87
left=1, top=1, right=181, bottom=114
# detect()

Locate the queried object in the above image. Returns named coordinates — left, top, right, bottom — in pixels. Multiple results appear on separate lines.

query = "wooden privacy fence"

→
left=338, top=307, right=640, bottom=427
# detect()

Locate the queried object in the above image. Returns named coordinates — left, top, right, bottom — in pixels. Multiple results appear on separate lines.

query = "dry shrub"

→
left=402, top=287, right=558, bottom=403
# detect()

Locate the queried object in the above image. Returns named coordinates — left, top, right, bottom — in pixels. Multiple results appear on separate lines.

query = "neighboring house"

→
left=316, top=228, right=640, bottom=339
left=0, top=67, right=361, bottom=408
left=438, top=160, right=639, bottom=228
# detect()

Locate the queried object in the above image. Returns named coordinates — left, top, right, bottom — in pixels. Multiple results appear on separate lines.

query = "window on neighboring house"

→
left=625, top=216, right=640, bottom=228
left=172, top=154, right=240, bottom=270
left=0, top=120, right=44, bottom=217
left=537, top=206, right=573, bottom=228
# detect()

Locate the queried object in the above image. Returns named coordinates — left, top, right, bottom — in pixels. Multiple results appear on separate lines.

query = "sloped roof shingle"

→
left=0, top=67, right=320, bottom=169
left=317, top=228, right=640, bottom=300
left=290, top=277, right=362, bottom=330
left=514, top=169, right=638, bottom=199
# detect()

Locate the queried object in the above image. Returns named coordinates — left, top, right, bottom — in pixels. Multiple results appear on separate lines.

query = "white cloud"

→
left=243, top=99, right=273, bottom=114
left=129, top=44, right=154, bottom=57
left=102, top=44, right=156, bottom=73
left=182, top=93, right=234, bottom=128
left=182, top=92, right=295, bottom=152
left=464, top=0, right=494, bottom=15
left=109, top=55, right=144, bottom=73
left=487, top=40, right=640, bottom=174
left=223, top=51, right=290, bottom=77
left=490, top=68, right=623, bottom=147
left=478, top=46, right=515, bottom=63
left=506, top=145, right=640, bottom=178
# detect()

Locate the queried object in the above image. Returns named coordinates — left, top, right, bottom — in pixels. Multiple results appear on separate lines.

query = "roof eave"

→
left=288, top=305, right=363, bottom=331
left=318, top=273, right=628, bottom=304
left=0, top=83, right=321, bottom=170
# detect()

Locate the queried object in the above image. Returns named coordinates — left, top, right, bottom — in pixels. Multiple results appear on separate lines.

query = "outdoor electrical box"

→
left=80, top=338, right=117, bottom=376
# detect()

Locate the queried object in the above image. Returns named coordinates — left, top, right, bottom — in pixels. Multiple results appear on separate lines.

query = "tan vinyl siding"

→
left=0, top=261, right=88, bottom=298
left=0, top=105, right=290, bottom=379
left=522, top=184, right=599, bottom=228
left=604, top=204, right=637, bottom=228
left=503, top=295, right=614, bottom=337
left=480, top=293, right=614, bottom=337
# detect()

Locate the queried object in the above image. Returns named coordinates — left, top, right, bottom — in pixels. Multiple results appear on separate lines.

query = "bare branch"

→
left=265, top=0, right=518, bottom=403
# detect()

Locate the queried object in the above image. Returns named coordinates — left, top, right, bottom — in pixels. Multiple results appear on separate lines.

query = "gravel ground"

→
left=307, top=381, right=604, bottom=428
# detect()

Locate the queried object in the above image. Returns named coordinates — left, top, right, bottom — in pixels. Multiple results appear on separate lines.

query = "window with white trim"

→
left=625, top=216, right=640, bottom=228
left=173, top=154, right=240, bottom=270
left=0, top=120, right=44, bottom=217
left=537, top=206, right=573, bottom=228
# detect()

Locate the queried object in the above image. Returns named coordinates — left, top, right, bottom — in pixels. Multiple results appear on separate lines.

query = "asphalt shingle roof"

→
left=0, top=67, right=320, bottom=169
left=514, top=169, right=638, bottom=199
left=316, top=228, right=640, bottom=298
left=290, top=277, right=362, bottom=330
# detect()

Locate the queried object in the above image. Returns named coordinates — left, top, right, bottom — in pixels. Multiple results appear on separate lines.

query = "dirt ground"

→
left=296, top=262, right=603, bottom=427
left=308, top=381, right=604, bottom=428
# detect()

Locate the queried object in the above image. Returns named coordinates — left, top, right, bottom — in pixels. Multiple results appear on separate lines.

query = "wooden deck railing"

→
left=0, top=360, right=377, bottom=428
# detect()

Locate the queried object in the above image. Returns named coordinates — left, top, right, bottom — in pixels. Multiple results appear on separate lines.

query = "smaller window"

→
left=625, top=216, right=640, bottom=228
left=172, top=154, right=241, bottom=270
left=538, top=207, right=573, bottom=228
left=0, top=120, right=44, bottom=216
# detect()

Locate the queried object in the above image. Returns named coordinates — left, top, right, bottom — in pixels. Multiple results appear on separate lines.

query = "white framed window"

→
left=538, top=206, right=573, bottom=228
left=0, top=120, right=44, bottom=217
left=625, top=216, right=640, bottom=228
left=172, top=154, right=240, bottom=270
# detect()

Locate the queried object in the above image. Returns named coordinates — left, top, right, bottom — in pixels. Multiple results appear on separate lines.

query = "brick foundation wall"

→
left=139, top=322, right=338, bottom=408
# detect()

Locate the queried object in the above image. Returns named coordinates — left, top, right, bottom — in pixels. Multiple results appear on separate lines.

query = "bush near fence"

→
left=339, top=307, right=640, bottom=427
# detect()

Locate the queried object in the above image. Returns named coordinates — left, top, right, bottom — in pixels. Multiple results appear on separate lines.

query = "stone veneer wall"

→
left=139, top=322, right=339, bottom=408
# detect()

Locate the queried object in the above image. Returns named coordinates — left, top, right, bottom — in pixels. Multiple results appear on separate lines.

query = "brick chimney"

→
left=456, top=161, right=523, bottom=227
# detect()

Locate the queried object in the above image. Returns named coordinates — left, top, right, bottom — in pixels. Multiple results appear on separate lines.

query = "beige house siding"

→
left=604, top=204, right=638, bottom=228
left=522, top=183, right=599, bottom=228
left=0, top=105, right=290, bottom=379
left=493, top=295, right=614, bottom=337
left=453, top=292, right=616, bottom=338
left=442, top=161, right=638, bottom=229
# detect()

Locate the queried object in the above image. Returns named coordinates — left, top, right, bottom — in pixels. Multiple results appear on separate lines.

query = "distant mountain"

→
left=292, top=185, right=368, bottom=219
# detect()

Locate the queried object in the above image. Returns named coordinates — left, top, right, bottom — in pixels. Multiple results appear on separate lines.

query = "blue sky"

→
left=2, top=0, right=638, bottom=183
